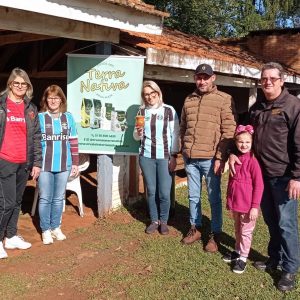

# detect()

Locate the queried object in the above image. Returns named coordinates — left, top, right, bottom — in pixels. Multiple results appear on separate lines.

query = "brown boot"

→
left=204, top=233, right=221, bottom=253
left=181, top=225, right=201, bottom=245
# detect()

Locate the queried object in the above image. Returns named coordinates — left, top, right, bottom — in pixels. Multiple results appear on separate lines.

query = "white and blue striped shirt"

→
left=39, top=111, right=78, bottom=172
left=135, top=104, right=180, bottom=159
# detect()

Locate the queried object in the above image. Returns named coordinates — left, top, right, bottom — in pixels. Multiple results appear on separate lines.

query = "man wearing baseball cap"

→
left=180, top=63, right=236, bottom=252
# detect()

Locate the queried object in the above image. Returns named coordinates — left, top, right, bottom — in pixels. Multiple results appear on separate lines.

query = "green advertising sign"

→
left=67, top=54, right=144, bottom=154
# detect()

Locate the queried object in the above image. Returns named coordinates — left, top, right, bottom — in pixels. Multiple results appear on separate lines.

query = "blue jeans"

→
left=260, top=176, right=300, bottom=274
left=184, top=158, right=222, bottom=233
left=38, top=170, right=70, bottom=232
left=139, top=156, right=172, bottom=223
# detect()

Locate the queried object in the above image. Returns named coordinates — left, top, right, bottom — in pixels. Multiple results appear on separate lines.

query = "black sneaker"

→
left=145, top=222, right=159, bottom=234
left=222, top=251, right=240, bottom=263
left=159, top=222, right=169, bottom=235
left=232, top=258, right=247, bottom=274
left=253, top=259, right=280, bottom=271
left=277, top=272, right=296, bottom=292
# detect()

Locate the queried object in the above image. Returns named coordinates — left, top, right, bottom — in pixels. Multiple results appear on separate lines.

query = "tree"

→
left=144, top=0, right=300, bottom=38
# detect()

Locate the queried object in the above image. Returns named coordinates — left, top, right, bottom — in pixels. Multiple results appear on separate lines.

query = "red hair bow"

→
left=235, top=125, right=254, bottom=135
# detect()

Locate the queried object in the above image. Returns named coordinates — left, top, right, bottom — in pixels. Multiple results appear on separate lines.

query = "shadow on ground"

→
left=123, top=192, right=267, bottom=263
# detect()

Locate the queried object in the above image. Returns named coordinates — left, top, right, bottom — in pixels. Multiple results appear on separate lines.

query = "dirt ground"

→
left=1, top=179, right=144, bottom=299
left=0, top=156, right=188, bottom=300
left=12, top=186, right=99, bottom=259
left=0, top=156, right=115, bottom=299
left=2, top=209, right=141, bottom=299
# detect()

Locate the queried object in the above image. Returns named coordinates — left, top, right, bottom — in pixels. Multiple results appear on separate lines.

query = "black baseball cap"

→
left=195, top=64, right=214, bottom=76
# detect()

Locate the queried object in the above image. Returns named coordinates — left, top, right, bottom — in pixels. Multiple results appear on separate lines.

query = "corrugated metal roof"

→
left=104, top=0, right=169, bottom=17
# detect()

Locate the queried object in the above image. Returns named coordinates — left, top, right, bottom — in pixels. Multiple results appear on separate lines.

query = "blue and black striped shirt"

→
left=39, top=111, right=77, bottom=172
left=136, top=104, right=180, bottom=159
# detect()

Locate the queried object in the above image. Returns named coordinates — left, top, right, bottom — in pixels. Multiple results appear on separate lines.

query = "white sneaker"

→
left=51, top=228, right=66, bottom=241
left=42, top=230, right=54, bottom=245
left=0, top=241, right=8, bottom=259
left=5, top=235, right=32, bottom=250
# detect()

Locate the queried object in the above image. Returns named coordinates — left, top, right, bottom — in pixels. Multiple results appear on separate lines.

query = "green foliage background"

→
left=144, top=0, right=300, bottom=38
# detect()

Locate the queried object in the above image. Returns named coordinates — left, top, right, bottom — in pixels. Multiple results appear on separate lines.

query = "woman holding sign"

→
left=38, top=85, right=79, bottom=245
left=134, top=81, right=180, bottom=235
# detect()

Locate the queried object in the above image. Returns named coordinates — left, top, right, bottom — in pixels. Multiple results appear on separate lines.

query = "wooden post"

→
left=96, top=42, right=113, bottom=217
left=127, top=155, right=139, bottom=205
left=249, top=86, right=257, bottom=109
left=97, top=154, right=113, bottom=217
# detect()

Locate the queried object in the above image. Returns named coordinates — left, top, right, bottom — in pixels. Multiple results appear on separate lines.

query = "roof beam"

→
left=144, top=65, right=256, bottom=88
left=0, top=0, right=164, bottom=35
left=30, top=71, right=67, bottom=79
left=0, top=7, right=119, bottom=42
left=41, top=40, right=76, bottom=71
left=0, top=32, right=55, bottom=46
left=0, top=70, right=66, bottom=80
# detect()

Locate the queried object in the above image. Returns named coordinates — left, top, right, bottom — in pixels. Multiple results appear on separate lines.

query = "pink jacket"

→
left=227, top=152, right=264, bottom=213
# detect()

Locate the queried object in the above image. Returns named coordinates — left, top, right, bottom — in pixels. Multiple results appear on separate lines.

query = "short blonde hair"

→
left=141, top=80, right=163, bottom=107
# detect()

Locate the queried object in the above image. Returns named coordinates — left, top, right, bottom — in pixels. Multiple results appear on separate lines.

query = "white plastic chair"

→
left=31, top=154, right=90, bottom=217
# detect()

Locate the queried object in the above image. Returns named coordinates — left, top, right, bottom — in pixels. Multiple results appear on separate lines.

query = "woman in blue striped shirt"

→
left=38, top=85, right=79, bottom=245
left=134, top=81, right=180, bottom=235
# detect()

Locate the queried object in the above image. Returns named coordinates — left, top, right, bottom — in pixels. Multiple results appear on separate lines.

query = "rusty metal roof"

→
left=104, top=0, right=169, bottom=17
left=120, top=27, right=299, bottom=77
left=121, top=28, right=262, bottom=69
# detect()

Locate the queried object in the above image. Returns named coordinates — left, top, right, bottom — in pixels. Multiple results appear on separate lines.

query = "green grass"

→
left=0, top=274, right=29, bottom=298
left=2, top=173, right=299, bottom=299
left=81, top=173, right=299, bottom=300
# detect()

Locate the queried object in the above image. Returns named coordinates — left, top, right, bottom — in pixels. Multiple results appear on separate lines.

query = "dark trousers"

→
left=0, top=159, right=29, bottom=240
left=261, top=176, right=300, bottom=274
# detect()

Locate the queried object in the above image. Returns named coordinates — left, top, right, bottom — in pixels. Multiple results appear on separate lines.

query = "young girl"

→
left=223, top=125, right=264, bottom=274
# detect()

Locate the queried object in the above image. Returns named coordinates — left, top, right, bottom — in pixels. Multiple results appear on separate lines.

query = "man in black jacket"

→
left=231, top=62, right=300, bottom=292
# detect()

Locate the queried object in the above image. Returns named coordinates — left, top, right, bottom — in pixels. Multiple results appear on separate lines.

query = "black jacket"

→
left=0, top=93, right=42, bottom=169
left=250, top=88, right=300, bottom=179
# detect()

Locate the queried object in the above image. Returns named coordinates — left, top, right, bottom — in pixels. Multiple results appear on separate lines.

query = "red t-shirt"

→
left=0, top=98, right=27, bottom=163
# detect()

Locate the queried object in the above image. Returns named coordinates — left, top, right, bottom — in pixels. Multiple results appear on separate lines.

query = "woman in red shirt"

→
left=0, top=68, right=42, bottom=259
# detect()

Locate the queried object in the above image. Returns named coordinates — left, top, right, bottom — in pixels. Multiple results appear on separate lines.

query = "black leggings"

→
left=0, top=159, right=29, bottom=240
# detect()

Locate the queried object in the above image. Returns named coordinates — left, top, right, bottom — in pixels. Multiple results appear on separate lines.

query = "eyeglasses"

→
left=12, top=81, right=28, bottom=88
left=47, top=97, right=61, bottom=102
left=261, top=77, right=281, bottom=84
left=144, top=91, right=158, bottom=98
